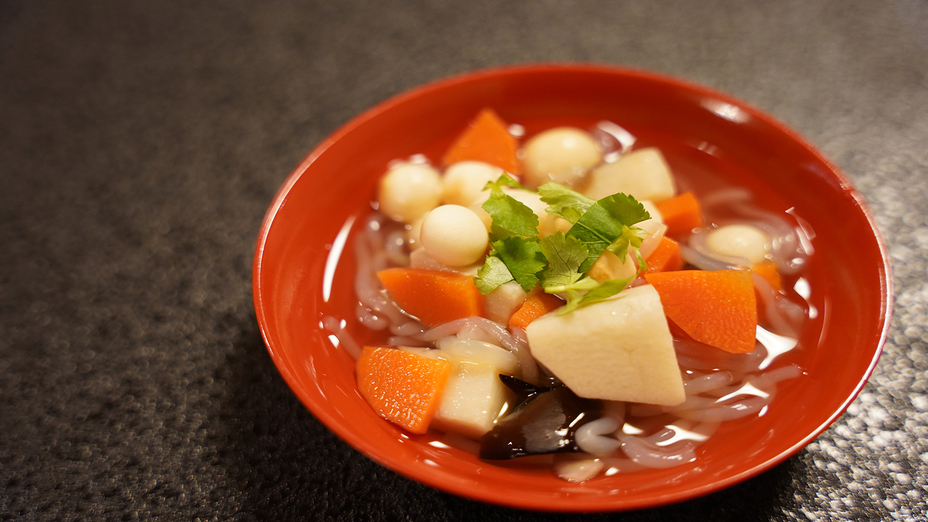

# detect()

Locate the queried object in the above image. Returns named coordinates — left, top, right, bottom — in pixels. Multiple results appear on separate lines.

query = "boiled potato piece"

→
left=584, top=148, right=675, bottom=203
left=588, top=250, right=637, bottom=283
left=483, top=281, right=529, bottom=325
left=431, top=361, right=509, bottom=439
left=401, top=345, right=515, bottom=439
left=525, top=285, right=685, bottom=406
left=637, top=201, right=666, bottom=260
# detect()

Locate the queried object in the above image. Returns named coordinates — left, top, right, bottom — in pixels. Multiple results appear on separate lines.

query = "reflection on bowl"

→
left=252, top=64, right=891, bottom=512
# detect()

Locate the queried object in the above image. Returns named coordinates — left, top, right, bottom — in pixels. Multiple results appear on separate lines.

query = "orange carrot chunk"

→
left=356, top=346, right=452, bottom=434
left=441, top=108, right=521, bottom=175
left=377, top=267, right=485, bottom=327
left=657, top=192, right=704, bottom=239
left=645, top=236, right=684, bottom=274
left=751, top=260, right=782, bottom=292
left=644, top=269, right=757, bottom=354
left=508, top=290, right=564, bottom=330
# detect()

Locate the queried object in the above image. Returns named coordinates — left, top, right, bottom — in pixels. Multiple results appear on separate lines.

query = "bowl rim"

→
left=252, top=62, right=894, bottom=512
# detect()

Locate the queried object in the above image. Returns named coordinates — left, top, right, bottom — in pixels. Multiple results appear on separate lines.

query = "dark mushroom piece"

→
left=479, top=375, right=600, bottom=460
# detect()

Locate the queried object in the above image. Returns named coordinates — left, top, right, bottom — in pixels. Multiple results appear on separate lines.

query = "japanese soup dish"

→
left=323, top=108, right=814, bottom=483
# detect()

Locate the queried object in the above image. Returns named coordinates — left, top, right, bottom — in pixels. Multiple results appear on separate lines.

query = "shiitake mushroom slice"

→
left=479, top=375, right=600, bottom=460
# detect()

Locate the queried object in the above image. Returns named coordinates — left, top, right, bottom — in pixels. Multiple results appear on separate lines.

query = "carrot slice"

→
left=377, top=268, right=485, bottom=327
left=441, top=108, right=521, bottom=175
left=508, top=290, right=564, bottom=330
left=656, top=192, right=704, bottom=239
left=356, top=346, right=452, bottom=434
left=751, top=260, right=782, bottom=292
left=645, top=236, right=684, bottom=273
left=645, top=269, right=757, bottom=353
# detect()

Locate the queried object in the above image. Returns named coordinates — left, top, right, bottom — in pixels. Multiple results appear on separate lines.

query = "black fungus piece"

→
left=479, top=376, right=600, bottom=460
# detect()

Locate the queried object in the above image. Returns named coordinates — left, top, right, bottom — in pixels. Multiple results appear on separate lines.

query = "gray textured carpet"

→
left=2, top=1, right=926, bottom=520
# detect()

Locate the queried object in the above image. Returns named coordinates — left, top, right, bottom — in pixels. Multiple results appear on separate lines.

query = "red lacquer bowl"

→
left=252, top=64, right=892, bottom=512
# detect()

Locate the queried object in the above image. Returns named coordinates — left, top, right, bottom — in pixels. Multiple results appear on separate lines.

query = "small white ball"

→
left=522, top=127, right=601, bottom=187
left=442, top=161, right=506, bottom=207
left=705, top=224, right=771, bottom=265
left=377, top=162, right=443, bottom=223
left=419, top=205, right=489, bottom=267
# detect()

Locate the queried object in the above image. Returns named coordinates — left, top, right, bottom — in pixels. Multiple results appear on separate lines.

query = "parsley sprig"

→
left=474, top=176, right=651, bottom=314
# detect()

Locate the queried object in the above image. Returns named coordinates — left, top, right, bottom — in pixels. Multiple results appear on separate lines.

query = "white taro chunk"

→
left=442, top=161, right=506, bottom=207
left=525, top=285, right=686, bottom=406
left=636, top=200, right=666, bottom=260
left=378, top=162, right=443, bottom=223
left=705, top=224, right=771, bottom=265
left=419, top=204, right=489, bottom=267
left=522, top=127, right=602, bottom=188
left=584, top=148, right=676, bottom=203
left=401, top=343, right=517, bottom=439
left=484, top=281, right=529, bottom=325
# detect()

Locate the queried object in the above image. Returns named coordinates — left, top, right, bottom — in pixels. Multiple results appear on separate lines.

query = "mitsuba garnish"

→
left=475, top=175, right=650, bottom=314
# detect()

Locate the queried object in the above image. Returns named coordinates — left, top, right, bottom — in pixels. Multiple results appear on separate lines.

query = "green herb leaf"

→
left=474, top=255, right=514, bottom=294
left=484, top=174, right=524, bottom=192
left=573, top=278, right=629, bottom=307
left=482, top=176, right=539, bottom=239
left=559, top=250, right=647, bottom=313
left=537, top=183, right=595, bottom=224
left=478, top=236, right=547, bottom=294
left=537, top=233, right=603, bottom=314
left=475, top=179, right=653, bottom=312
left=566, top=193, right=650, bottom=272
left=537, top=232, right=588, bottom=291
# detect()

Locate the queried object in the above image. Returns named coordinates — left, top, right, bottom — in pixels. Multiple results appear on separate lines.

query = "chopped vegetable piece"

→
left=356, top=346, right=452, bottom=434
left=401, top=346, right=513, bottom=439
left=479, top=378, right=599, bottom=460
left=442, top=108, right=521, bottom=175
left=484, top=281, right=529, bottom=325
left=656, top=192, right=704, bottom=239
left=377, top=268, right=485, bottom=327
left=433, top=360, right=510, bottom=439
left=644, top=269, right=757, bottom=354
left=588, top=250, right=637, bottom=283
left=525, top=285, right=685, bottom=405
left=584, top=147, right=676, bottom=202
left=508, top=289, right=564, bottom=329
left=752, top=259, right=782, bottom=292
left=645, top=236, right=684, bottom=273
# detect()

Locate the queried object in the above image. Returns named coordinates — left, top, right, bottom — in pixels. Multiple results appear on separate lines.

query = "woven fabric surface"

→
left=2, top=1, right=926, bottom=520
